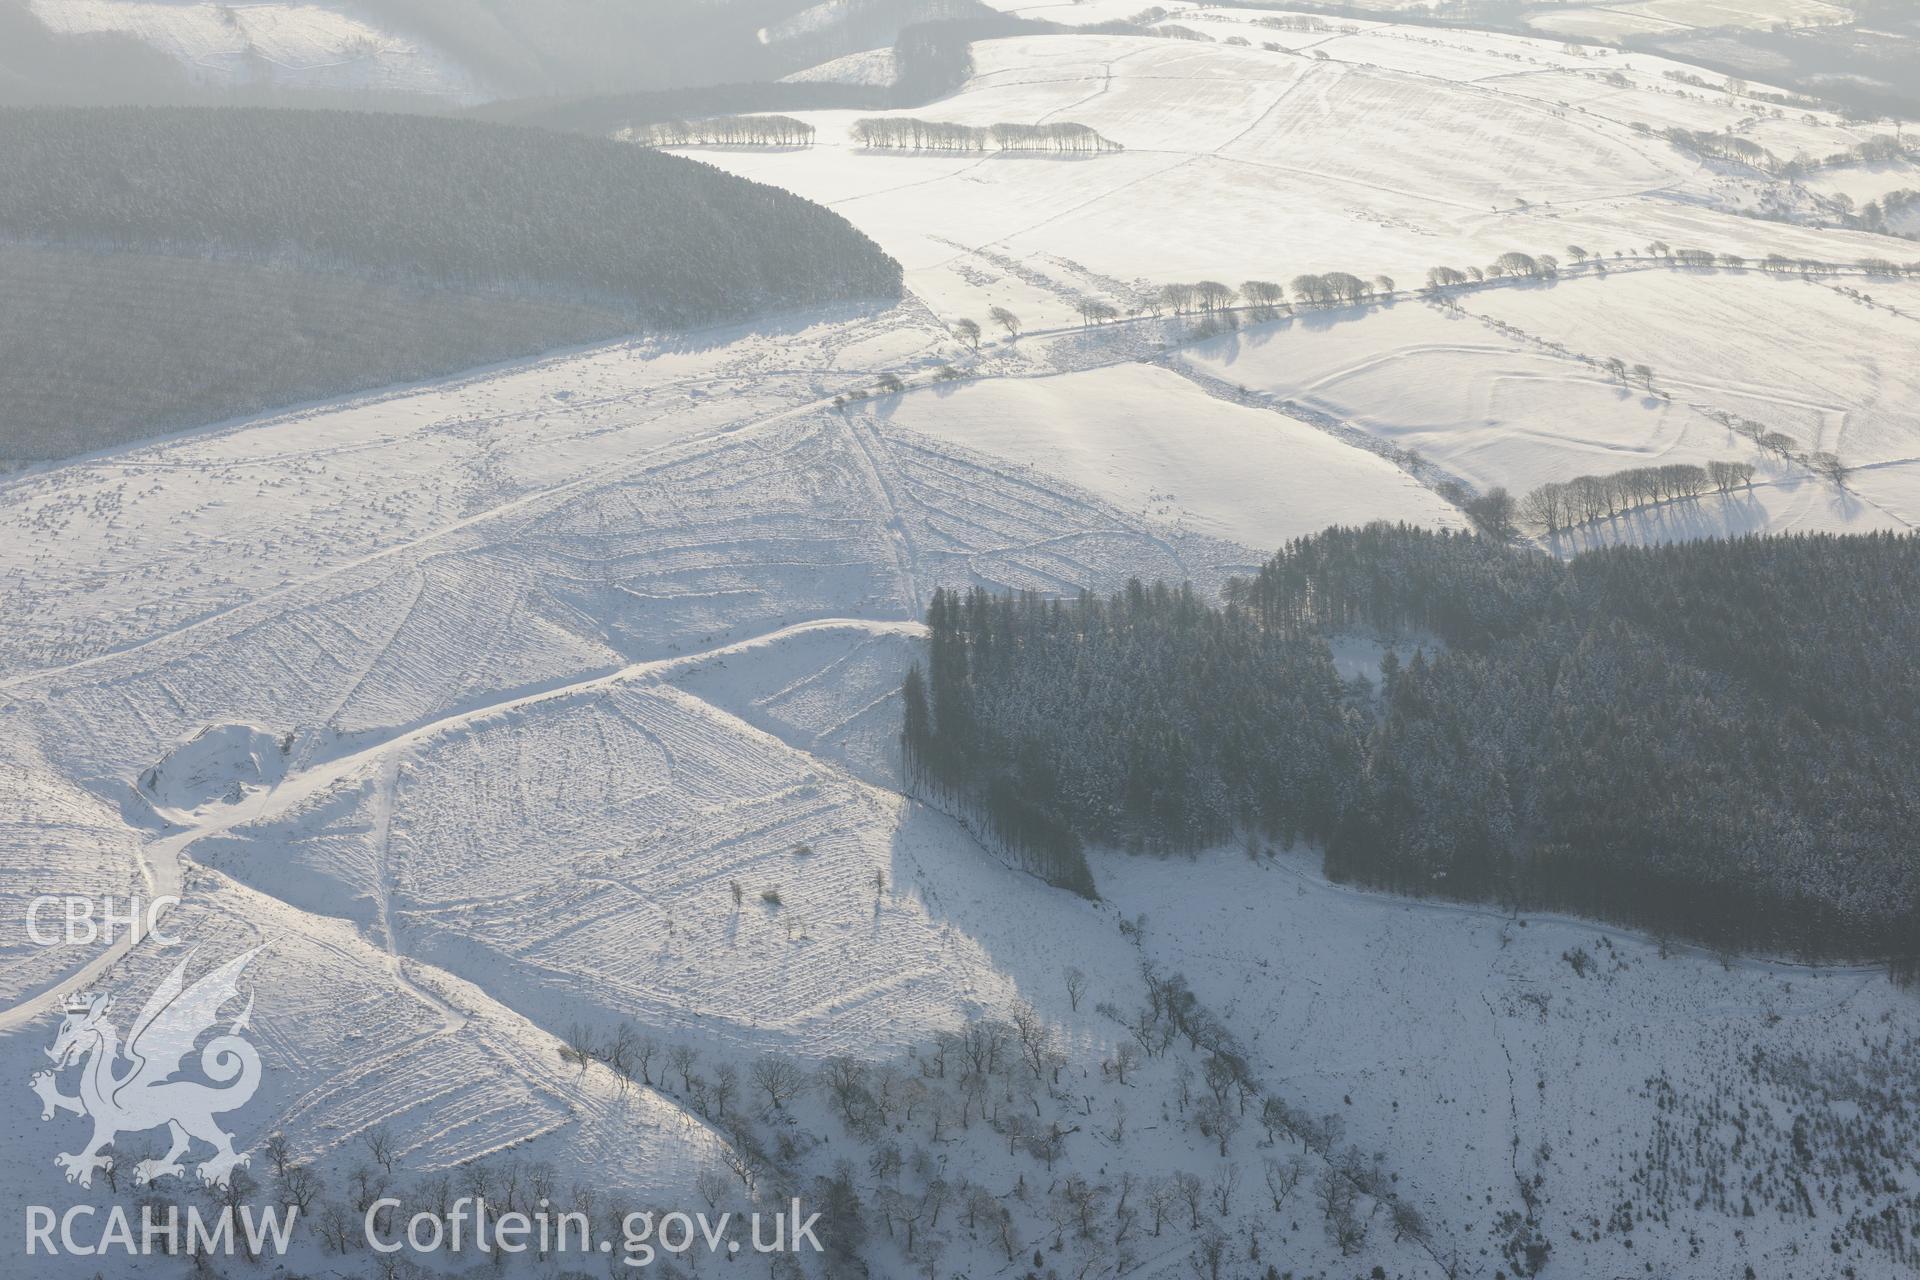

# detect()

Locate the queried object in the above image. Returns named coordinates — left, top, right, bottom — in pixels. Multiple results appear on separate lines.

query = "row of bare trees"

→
left=851, top=118, right=1122, bottom=153
left=1423, top=252, right=1560, bottom=292
left=631, top=115, right=816, bottom=147
left=962, top=272, right=1391, bottom=347
left=1520, top=461, right=1757, bottom=533
left=975, top=227, right=1901, bottom=344
left=1663, top=126, right=1773, bottom=170
left=1076, top=297, right=1120, bottom=325
left=1702, top=409, right=1850, bottom=481
left=1422, top=244, right=1841, bottom=292
left=1154, top=280, right=1243, bottom=315
left=994, top=122, right=1124, bottom=153
left=1252, top=13, right=1330, bottom=30
left=851, top=117, right=985, bottom=151
left=562, top=1021, right=806, bottom=1119
left=1149, top=274, right=1387, bottom=318
left=1290, top=271, right=1384, bottom=307
left=1002, top=233, right=1890, bottom=339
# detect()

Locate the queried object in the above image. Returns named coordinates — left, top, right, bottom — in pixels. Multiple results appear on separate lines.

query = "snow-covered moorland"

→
left=26, top=0, right=485, bottom=100
left=2, top=5, right=1917, bottom=1279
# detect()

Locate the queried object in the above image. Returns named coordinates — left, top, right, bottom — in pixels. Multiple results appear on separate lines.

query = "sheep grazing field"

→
left=2, top=3, right=1916, bottom=1278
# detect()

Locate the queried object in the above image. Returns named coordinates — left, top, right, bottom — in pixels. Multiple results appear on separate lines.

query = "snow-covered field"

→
left=1528, top=0, right=1851, bottom=39
left=1800, top=156, right=1920, bottom=208
left=1462, top=269, right=1920, bottom=468
left=1178, top=268, right=1920, bottom=540
left=879, top=362, right=1463, bottom=548
left=4, top=10, right=1917, bottom=1278
left=27, top=0, right=485, bottom=100
left=681, top=25, right=1904, bottom=332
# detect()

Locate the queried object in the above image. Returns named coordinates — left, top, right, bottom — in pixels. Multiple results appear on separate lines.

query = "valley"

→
left=2, top=3, right=1916, bottom=1278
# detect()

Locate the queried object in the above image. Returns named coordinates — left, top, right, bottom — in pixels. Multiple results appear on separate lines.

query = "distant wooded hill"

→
left=0, top=107, right=900, bottom=323
left=473, top=3, right=1054, bottom=135
left=0, top=0, right=980, bottom=107
left=0, top=107, right=900, bottom=462
left=363, top=0, right=993, bottom=100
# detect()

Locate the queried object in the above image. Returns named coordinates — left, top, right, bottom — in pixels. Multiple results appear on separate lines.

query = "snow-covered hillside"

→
left=679, top=20, right=1920, bottom=541
left=690, top=26, right=1907, bottom=330
left=3, top=10, right=1916, bottom=1280
left=1178, top=269, right=1920, bottom=543
left=5, top=294, right=1912, bottom=1277
left=1526, top=0, right=1851, bottom=40
left=881, top=362, right=1463, bottom=548
left=26, top=0, right=485, bottom=100
left=0, top=299, right=1273, bottom=1270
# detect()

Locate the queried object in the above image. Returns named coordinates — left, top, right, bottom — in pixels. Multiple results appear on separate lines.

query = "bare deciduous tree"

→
left=667, top=1043, right=700, bottom=1092
left=1808, top=450, right=1850, bottom=484
left=695, top=1165, right=731, bottom=1212
left=1196, top=1093, right=1240, bottom=1156
left=1173, top=1170, right=1205, bottom=1229
left=1264, top=1154, right=1308, bottom=1210
left=710, top=1061, right=739, bottom=1118
left=1010, top=1000, right=1055, bottom=1076
left=562, top=1023, right=597, bottom=1074
left=1188, top=1226, right=1228, bottom=1280
left=1194, top=280, right=1237, bottom=313
left=317, top=1200, right=357, bottom=1253
left=1391, top=1196, right=1430, bottom=1243
left=1241, top=279, right=1284, bottom=317
left=363, top=1124, right=396, bottom=1176
left=1210, top=1162, right=1240, bottom=1216
left=751, top=1053, right=807, bottom=1110
left=1317, top=1170, right=1368, bottom=1254
left=1146, top=1176, right=1179, bottom=1236
left=278, top=1163, right=323, bottom=1214
left=604, top=1023, right=640, bottom=1099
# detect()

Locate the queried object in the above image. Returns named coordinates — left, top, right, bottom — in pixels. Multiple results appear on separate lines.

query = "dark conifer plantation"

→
left=908, top=528, right=1920, bottom=962
left=0, top=106, right=904, bottom=460
left=0, top=107, right=902, bottom=323
left=904, top=582, right=1360, bottom=899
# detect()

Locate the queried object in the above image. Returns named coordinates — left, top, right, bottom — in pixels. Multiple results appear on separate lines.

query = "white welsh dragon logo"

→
left=31, top=946, right=263, bottom=1188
